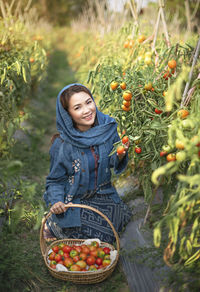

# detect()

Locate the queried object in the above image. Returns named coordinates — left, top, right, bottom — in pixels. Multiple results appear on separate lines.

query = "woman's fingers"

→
left=50, top=201, right=66, bottom=214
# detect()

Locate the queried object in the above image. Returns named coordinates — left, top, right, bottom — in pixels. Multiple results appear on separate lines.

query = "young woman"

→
left=43, top=83, right=132, bottom=243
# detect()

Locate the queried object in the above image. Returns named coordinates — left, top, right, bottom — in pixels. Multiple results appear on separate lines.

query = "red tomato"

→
left=63, top=245, right=72, bottom=253
left=81, top=246, right=90, bottom=255
left=54, top=254, right=62, bottom=262
left=154, top=108, right=163, bottom=114
left=86, top=256, right=96, bottom=266
left=49, top=252, right=56, bottom=261
left=160, top=151, right=167, bottom=157
left=73, top=255, right=80, bottom=263
left=122, top=136, right=129, bottom=144
left=90, top=250, right=98, bottom=258
left=97, top=265, right=104, bottom=269
left=58, top=260, right=64, bottom=265
left=96, top=257, right=103, bottom=266
left=79, top=252, right=87, bottom=260
left=74, top=245, right=82, bottom=253
left=52, top=245, right=59, bottom=253
left=103, top=247, right=111, bottom=254
left=135, top=147, right=142, bottom=154
left=63, top=252, right=70, bottom=259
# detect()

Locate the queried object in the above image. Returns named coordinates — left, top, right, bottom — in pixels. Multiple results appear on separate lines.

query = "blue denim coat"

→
left=44, top=134, right=128, bottom=228
left=44, top=83, right=128, bottom=228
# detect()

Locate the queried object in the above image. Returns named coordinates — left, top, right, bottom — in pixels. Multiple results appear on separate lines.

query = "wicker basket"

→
left=40, top=203, right=120, bottom=284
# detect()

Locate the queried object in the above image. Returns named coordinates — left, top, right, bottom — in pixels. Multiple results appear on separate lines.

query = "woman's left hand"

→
left=117, top=141, right=130, bottom=161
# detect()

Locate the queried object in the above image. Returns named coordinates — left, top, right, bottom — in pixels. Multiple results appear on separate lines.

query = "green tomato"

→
left=181, top=120, right=195, bottom=129
left=176, top=151, right=186, bottom=161
left=162, top=145, right=171, bottom=152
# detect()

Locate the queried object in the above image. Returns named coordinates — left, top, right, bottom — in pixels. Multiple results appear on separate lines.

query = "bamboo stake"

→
left=152, top=7, right=161, bottom=51
left=159, top=0, right=171, bottom=48
left=181, top=37, right=200, bottom=107
left=0, top=0, right=7, bottom=19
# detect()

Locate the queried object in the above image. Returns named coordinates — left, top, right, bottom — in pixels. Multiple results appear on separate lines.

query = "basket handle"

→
left=40, top=203, right=120, bottom=257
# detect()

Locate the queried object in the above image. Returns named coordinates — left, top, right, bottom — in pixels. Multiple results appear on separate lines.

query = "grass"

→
left=0, top=38, right=130, bottom=292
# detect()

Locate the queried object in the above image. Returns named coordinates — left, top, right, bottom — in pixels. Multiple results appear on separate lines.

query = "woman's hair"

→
left=60, top=85, right=93, bottom=110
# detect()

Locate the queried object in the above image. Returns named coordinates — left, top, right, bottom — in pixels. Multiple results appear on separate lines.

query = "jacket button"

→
left=82, top=169, right=85, bottom=172
left=79, top=184, right=83, bottom=187
left=81, top=152, right=84, bottom=155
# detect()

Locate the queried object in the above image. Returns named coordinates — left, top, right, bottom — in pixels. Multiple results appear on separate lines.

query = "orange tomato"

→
left=117, top=146, right=125, bottom=155
left=110, top=81, right=119, bottom=90
left=175, top=140, right=185, bottom=150
left=122, top=136, right=129, bottom=144
left=122, top=105, right=131, bottom=111
left=120, top=82, right=126, bottom=90
left=177, top=109, right=189, bottom=119
left=168, top=59, right=176, bottom=69
left=144, top=82, right=152, bottom=91
left=123, top=91, right=132, bottom=101
left=123, top=100, right=131, bottom=107
left=166, top=153, right=176, bottom=161
left=29, top=57, right=35, bottom=63
left=138, top=35, right=146, bottom=43
left=124, top=40, right=129, bottom=48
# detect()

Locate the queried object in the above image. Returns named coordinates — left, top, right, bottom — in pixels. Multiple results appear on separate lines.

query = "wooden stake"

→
left=181, top=37, right=200, bottom=108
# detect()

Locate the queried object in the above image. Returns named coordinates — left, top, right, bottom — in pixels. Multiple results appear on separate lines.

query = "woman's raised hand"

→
left=117, top=141, right=130, bottom=161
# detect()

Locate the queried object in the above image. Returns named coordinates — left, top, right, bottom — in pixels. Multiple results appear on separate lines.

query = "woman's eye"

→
left=87, top=100, right=92, bottom=104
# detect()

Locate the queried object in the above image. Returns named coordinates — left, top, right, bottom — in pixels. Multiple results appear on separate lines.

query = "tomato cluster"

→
left=48, top=241, right=112, bottom=271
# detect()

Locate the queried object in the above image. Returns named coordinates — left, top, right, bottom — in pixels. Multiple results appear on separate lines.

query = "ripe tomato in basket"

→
left=95, top=257, right=103, bottom=266
left=64, top=257, right=73, bottom=268
left=73, top=255, right=80, bottom=263
left=81, top=245, right=90, bottom=254
left=103, top=247, right=111, bottom=254
left=79, top=252, right=87, bottom=260
left=52, top=245, right=59, bottom=253
left=63, top=245, right=72, bottom=253
left=74, top=245, right=82, bottom=253
left=55, top=254, right=62, bottom=262
left=86, top=255, right=96, bottom=266
left=90, top=250, right=98, bottom=257
left=49, top=251, right=56, bottom=260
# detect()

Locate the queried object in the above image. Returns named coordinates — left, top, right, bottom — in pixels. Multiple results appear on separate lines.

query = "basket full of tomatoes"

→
left=40, top=204, right=120, bottom=284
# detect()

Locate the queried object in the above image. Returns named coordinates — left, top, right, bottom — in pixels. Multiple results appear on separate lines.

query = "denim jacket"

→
left=44, top=132, right=128, bottom=228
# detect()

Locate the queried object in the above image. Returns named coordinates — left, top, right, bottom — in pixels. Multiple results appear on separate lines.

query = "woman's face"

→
left=68, top=91, right=96, bottom=132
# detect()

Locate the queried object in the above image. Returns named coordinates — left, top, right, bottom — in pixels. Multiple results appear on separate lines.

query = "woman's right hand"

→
left=50, top=201, right=67, bottom=214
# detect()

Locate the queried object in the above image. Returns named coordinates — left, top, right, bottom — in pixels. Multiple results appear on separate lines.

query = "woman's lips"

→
left=84, top=113, right=93, bottom=121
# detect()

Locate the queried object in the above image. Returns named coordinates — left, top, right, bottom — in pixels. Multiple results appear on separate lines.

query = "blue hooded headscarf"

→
left=56, top=83, right=118, bottom=148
